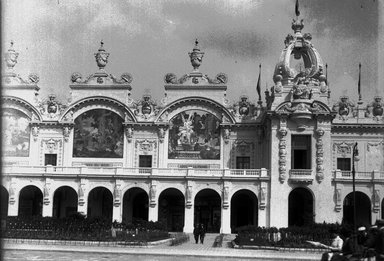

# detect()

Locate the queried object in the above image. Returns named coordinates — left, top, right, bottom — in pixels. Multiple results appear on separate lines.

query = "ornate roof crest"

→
left=164, top=40, right=227, bottom=86
left=365, top=96, right=384, bottom=121
left=2, top=41, right=40, bottom=86
left=70, top=41, right=132, bottom=86
left=132, top=94, right=161, bottom=120
left=332, top=96, right=356, bottom=121
left=37, top=94, right=68, bottom=119
left=94, top=40, right=109, bottom=70
left=188, top=39, right=204, bottom=72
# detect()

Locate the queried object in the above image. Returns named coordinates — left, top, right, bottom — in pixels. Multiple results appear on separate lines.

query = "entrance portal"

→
left=194, top=189, right=221, bottom=233
left=123, top=188, right=148, bottom=223
left=18, top=185, right=43, bottom=217
left=1, top=186, right=9, bottom=217
left=231, top=189, right=258, bottom=232
left=343, top=191, right=371, bottom=227
left=53, top=186, right=78, bottom=218
left=288, top=187, right=314, bottom=227
left=158, top=188, right=185, bottom=232
left=87, top=187, right=113, bottom=220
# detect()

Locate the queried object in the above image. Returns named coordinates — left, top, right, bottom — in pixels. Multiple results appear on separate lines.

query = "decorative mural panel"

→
left=2, top=108, right=30, bottom=157
left=168, top=110, right=221, bottom=160
left=367, top=142, right=384, bottom=171
left=73, top=109, right=124, bottom=158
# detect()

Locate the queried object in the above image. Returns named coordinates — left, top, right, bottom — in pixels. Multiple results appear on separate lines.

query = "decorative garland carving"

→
left=31, top=125, right=39, bottom=141
left=335, top=188, right=342, bottom=212
left=113, top=184, right=121, bottom=207
left=186, top=185, right=192, bottom=208
left=373, top=189, right=380, bottom=213
left=78, top=184, right=85, bottom=206
left=315, top=128, right=324, bottom=183
left=222, top=186, right=229, bottom=209
left=278, top=118, right=288, bottom=183
left=124, top=126, right=134, bottom=143
left=149, top=185, right=156, bottom=207
left=259, top=185, right=266, bottom=210
left=43, top=183, right=50, bottom=205
left=63, top=126, right=72, bottom=142
left=9, top=184, right=15, bottom=205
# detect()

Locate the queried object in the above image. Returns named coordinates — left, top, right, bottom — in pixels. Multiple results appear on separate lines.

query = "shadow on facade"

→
left=19, top=185, right=43, bottom=217
left=231, top=189, right=258, bottom=233
left=122, top=187, right=148, bottom=224
left=194, top=188, right=221, bottom=233
left=343, top=191, right=371, bottom=228
left=288, top=187, right=314, bottom=227
left=53, top=186, right=78, bottom=218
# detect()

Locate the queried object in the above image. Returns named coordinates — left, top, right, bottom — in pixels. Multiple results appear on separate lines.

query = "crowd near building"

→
left=1, top=11, right=383, bottom=234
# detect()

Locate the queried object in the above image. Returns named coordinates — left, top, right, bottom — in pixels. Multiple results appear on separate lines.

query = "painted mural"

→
left=168, top=110, right=221, bottom=160
left=73, top=109, right=124, bottom=158
left=2, top=108, right=30, bottom=157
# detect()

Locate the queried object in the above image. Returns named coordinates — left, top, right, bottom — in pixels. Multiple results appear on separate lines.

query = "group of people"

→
left=193, top=223, right=206, bottom=244
left=321, top=219, right=384, bottom=261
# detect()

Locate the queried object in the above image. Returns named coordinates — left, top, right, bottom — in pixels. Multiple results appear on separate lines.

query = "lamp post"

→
left=352, top=142, right=359, bottom=239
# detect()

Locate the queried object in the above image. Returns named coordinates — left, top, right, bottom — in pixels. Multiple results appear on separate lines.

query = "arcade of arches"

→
left=1, top=185, right=379, bottom=231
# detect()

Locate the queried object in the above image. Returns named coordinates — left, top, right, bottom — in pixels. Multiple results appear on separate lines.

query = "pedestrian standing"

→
left=199, top=224, right=206, bottom=244
left=193, top=224, right=199, bottom=244
left=374, top=219, right=384, bottom=261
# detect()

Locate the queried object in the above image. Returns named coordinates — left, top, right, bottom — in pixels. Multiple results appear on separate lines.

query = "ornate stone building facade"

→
left=1, top=18, right=384, bottom=233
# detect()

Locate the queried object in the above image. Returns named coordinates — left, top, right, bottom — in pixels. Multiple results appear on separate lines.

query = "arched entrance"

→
left=158, top=188, right=185, bottom=232
left=18, top=185, right=43, bottom=217
left=343, top=191, right=371, bottom=227
left=1, top=186, right=9, bottom=217
left=53, top=186, right=78, bottom=218
left=231, top=189, right=258, bottom=232
left=87, top=187, right=113, bottom=220
left=288, top=187, right=314, bottom=227
left=122, top=188, right=148, bottom=223
left=194, top=189, right=221, bottom=233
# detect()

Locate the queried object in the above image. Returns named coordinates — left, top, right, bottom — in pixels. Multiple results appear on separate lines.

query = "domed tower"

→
left=266, top=5, right=337, bottom=228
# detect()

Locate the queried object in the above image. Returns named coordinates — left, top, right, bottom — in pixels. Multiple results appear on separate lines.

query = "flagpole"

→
left=257, top=64, right=262, bottom=102
left=358, top=63, right=362, bottom=101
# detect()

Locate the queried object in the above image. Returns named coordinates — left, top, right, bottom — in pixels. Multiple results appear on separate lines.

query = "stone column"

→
left=183, top=206, right=194, bottom=233
left=221, top=205, right=231, bottom=234
left=148, top=205, right=158, bottom=222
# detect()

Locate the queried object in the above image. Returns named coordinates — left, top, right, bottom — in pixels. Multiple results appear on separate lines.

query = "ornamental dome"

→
left=273, top=18, right=325, bottom=85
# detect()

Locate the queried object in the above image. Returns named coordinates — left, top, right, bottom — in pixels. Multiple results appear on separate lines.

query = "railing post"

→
left=260, top=168, right=267, bottom=177
left=151, top=168, right=158, bottom=176
left=187, top=167, right=194, bottom=176
left=373, top=170, right=379, bottom=180
left=224, top=168, right=231, bottom=177
left=335, top=169, right=341, bottom=179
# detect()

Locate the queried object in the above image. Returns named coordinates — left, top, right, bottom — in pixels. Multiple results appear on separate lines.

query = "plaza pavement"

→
left=2, top=233, right=323, bottom=260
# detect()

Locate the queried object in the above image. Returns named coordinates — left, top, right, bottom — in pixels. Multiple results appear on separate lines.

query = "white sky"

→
left=2, top=0, right=382, bottom=105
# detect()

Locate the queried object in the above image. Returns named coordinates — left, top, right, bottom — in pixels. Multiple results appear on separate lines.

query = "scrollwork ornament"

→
left=125, top=126, right=133, bottom=142
left=32, top=126, right=39, bottom=141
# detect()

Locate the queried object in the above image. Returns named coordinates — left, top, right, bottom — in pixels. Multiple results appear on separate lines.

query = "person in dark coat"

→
left=374, top=220, right=384, bottom=261
left=199, top=224, right=206, bottom=244
left=193, top=224, right=200, bottom=244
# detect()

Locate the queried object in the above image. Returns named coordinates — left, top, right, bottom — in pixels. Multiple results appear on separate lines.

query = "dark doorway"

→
left=194, top=189, right=221, bottom=233
left=87, top=187, right=113, bottom=220
left=343, top=191, right=371, bottom=227
left=123, top=188, right=148, bottom=223
left=231, top=189, right=258, bottom=232
left=53, top=186, right=78, bottom=218
left=1, top=186, right=9, bottom=217
left=158, top=188, right=185, bottom=232
left=18, top=185, right=43, bottom=217
left=288, top=187, right=314, bottom=227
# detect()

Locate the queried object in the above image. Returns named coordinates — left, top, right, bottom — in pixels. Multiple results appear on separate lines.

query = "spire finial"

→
left=94, top=40, right=109, bottom=70
left=5, top=40, right=19, bottom=70
left=189, top=39, right=204, bottom=71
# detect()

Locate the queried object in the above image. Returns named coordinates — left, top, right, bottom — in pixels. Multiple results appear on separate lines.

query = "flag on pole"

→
left=295, top=0, right=300, bottom=17
left=358, top=63, right=362, bottom=101
left=257, top=64, right=261, bottom=101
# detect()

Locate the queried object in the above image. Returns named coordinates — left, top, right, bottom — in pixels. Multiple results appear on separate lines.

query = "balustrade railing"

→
left=333, top=170, right=384, bottom=181
left=2, top=166, right=269, bottom=179
left=289, top=169, right=313, bottom=176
